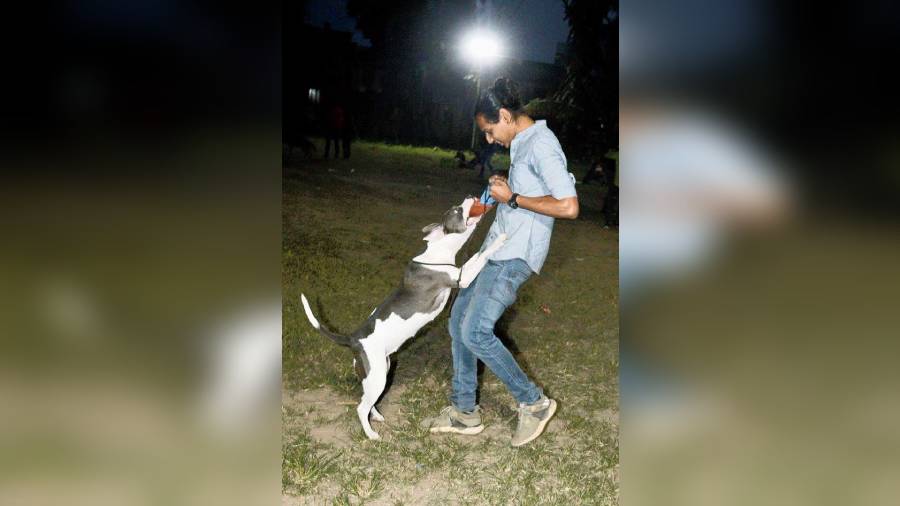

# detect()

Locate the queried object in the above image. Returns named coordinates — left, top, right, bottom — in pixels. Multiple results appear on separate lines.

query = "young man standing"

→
left=422, top=78, right=579, bottom=446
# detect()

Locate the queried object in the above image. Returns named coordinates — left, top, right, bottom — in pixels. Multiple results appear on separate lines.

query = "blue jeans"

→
left=449, top=258, right=542, bottom=412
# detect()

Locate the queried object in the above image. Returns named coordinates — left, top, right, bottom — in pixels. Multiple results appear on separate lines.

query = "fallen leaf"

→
left=540, top=303, right=552, bottom=315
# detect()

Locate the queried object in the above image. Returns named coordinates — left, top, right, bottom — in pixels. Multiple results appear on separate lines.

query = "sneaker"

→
left=421, top=406, right=485, bottom=435
left=511, top=396, right=557, bottom=447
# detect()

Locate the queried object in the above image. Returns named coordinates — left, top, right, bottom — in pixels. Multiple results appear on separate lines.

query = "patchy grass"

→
left=283, top=138, right=618, bottom=505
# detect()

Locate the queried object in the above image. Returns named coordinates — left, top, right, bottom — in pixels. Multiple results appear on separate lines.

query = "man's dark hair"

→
left=474, top=77, right=526, bottom=122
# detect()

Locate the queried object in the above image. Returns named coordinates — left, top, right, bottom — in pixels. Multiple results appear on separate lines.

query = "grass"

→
left=283, top=138, right=618, bottom=505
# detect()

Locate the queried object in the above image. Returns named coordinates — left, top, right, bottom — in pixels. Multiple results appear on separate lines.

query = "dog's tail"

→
left=300, top=294, right=357, bottom=349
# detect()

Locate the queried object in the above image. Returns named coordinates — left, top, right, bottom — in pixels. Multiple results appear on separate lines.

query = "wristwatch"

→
left=508, top=193, right=520, bottom=209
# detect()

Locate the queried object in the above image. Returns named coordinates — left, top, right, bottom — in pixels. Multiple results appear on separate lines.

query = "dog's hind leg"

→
left=369, top=356, right=391, bottom=423
left=357, top=345, right=388, bottom=440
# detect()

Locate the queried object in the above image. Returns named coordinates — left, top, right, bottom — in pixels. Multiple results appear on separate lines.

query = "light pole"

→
left=460, top=29, right=502, bottom=151
left=470, top=66, right=482, bottom=150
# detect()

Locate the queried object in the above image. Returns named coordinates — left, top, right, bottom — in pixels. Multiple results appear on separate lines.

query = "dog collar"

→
left=412, top=260, right=463, bottom=286
left=411, top=261, right=457, bottom=267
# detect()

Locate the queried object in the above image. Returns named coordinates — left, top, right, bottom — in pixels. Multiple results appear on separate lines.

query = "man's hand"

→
left=488, top=174, right=580, bottom=219
left=489, top=175, right=513, bottom=203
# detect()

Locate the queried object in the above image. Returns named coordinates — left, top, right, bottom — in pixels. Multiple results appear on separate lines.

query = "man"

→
left=422, top=77, right=579, bottom=446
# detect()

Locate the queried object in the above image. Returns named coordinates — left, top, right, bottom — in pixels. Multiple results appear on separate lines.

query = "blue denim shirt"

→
left=479, top=120, right=577, bottom=274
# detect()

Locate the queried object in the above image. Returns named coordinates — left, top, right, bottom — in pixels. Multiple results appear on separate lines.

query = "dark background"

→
left=284, top=0, right=619, bottom=161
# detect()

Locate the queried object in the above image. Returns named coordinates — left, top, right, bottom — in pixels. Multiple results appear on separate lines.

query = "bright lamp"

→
left=460, top=29, right=503, bottom=66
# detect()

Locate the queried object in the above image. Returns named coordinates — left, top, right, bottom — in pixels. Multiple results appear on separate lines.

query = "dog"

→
left=454, top=150, right=469, bottom=168
left=283, top=132, right=316, bottom=163
left=300, top=197, right=506, bottom=440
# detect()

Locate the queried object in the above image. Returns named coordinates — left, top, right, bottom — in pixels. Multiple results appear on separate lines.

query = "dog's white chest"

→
left=366, top=289, right=451, bottom=355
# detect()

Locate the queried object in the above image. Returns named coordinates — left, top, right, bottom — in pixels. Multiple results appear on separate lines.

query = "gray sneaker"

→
left=511, top=396, right=557, bottom=447
left=421, top=406, right=485, bottom=435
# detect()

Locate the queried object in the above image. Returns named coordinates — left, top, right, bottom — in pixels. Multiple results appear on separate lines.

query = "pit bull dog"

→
left=300, top=197, right=506, bottom=440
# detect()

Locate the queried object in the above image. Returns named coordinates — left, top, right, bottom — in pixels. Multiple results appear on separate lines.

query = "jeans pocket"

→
left=490, top=261, right=532, bottom=308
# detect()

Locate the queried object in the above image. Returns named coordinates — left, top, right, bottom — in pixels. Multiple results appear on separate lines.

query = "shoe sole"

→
left=429, top=424, right=485, bottom=435
left=511, top=399, right=558, bottom=447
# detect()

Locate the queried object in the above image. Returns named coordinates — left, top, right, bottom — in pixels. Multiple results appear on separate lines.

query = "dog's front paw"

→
left=486, top=233, right=507, bottom=252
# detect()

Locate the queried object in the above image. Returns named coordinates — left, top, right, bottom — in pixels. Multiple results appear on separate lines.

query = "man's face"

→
left=476, top=110, right=516, bottom=148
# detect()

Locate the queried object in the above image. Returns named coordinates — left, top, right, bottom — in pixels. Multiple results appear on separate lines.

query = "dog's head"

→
left=422, top=197, right=482, bottom=242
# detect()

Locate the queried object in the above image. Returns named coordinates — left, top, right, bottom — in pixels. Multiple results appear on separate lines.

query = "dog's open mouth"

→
left=464, top=199, right=491, bottom=227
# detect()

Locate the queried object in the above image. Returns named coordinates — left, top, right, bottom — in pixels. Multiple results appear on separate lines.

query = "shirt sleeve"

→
left=532, top=137, right=577, bottom=199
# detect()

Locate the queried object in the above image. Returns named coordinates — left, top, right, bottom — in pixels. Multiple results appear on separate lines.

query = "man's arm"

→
left=489, top=176, right=579, bottom=219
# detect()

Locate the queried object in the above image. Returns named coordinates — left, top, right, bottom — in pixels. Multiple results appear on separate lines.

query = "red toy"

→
left=469, top=200, right=493, bottom=217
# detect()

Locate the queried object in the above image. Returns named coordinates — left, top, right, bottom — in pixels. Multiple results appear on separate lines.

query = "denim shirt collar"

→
left=510, top=120, right=546, bottom=158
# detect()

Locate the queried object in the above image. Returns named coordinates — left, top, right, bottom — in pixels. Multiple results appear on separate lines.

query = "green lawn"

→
left=282, top=139, right=618, bottom=505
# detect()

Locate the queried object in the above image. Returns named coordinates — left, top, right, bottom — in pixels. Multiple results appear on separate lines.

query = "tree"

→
left=347, top=0, right=472, bottom=146
left=553, top=0, right=619, bottom=159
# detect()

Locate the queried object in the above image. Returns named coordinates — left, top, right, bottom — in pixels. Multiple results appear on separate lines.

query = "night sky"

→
left=303, top=0, right=571, bottom=64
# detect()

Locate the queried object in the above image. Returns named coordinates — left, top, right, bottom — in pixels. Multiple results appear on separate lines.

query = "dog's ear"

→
left=422, top=223, right=445, bottom=242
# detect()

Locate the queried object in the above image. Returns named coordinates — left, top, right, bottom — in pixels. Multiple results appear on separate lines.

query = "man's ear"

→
left=422, top=223, right=445, bottom=241
left=499, top=108, right=513, bottom=124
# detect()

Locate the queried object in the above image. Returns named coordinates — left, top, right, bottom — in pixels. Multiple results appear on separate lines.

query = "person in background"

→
left=476, top=141, right=501, bottom=179
left=323, top=101, right=345, bottom=159
left=602, top=148, right=618, bottom=227
left=582, top=159, right=606, bottom=185
left=340, top=104, right=354, bottom=159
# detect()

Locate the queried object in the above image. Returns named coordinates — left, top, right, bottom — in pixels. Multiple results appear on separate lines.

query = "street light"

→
left=460, top=29, right=503, bottom=149
left=461, top=29, right=503, bottom=66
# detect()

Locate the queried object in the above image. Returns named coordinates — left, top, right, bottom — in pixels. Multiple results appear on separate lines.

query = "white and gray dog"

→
left=301, top=197, right=506, bottom=440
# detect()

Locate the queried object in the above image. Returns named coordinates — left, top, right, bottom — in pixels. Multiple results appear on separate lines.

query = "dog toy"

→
left=469, top=185, right=497, bottom=217
left=469, top=200, right=491, bottom=217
